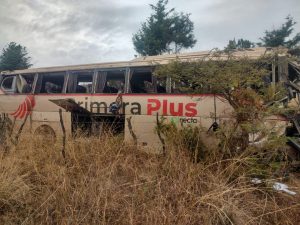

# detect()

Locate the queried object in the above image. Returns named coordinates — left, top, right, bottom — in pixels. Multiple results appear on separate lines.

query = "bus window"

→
left=156, top=77, right=167, bottom=93
left=1, top=76, right=16, bottom=93
left=130, top=70, right=154, bottom=93
left=67, top=71, right=94, bottom=93
left=16, top=74, right=35, bottom=94
left=171, top=80, right=190, bottom=93
left=104, top=71, right=125, bottom=93
left=95, top=71, right=125, bottom=93
left=36, top=72, right=66, bottom=94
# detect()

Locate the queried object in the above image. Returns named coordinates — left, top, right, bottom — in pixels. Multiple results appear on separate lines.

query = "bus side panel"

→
left=124, top=114, right=161, bottom=153
left=123, top=95, right=233, bottom=151
left=0, top=94, right=34, bottom=137
left=0, top=94, right=73, bottom=139
left=0, top=94, right=27, bottom=113
left=31, top=111, right=72, bottom=138
left=122, top=94, right=232, bottom=118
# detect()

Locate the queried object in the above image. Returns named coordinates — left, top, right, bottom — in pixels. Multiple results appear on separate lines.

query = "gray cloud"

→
left=190, top=0, right=300, bottom=49
left=0, top=0, right=299, bottom=67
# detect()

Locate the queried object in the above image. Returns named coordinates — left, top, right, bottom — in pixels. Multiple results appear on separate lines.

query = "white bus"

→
left=0, top=48, right=290, bottom=151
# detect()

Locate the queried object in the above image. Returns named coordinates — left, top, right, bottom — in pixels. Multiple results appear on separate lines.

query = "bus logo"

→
left=147, top=99, right=197, bottom=117
left=10, top=95, right=35, bottom=119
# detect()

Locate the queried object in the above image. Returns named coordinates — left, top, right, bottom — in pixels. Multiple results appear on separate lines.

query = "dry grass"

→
left=0, top=133, right=299, bottom=225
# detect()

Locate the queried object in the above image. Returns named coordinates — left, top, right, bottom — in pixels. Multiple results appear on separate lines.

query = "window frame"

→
left=95, top=69, right=126, bottom=94
left=15, top=73, right=38, bottom=94
left=128, top=67, right=169, bottom=94
left=128, top=67, right=153, bottom=94
left=34, top=71, right=68, bottom=94
left=67, top=70, right=95, bottom=94
left=0, top=75, right=17, bottom=94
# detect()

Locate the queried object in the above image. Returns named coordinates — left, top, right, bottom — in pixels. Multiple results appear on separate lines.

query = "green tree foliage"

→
left=155, top=55, right=269, bottom=107
left=0, top=42, right=32, bottom=71
left=132, top=0, right=196, bottom=56
left=225, top=38, right=255, bottom=51
left=155, top=53, right=274, bottom=150
left=171, top=12, right=196, bottom=53
left=259, top=15, right=300, bottom=48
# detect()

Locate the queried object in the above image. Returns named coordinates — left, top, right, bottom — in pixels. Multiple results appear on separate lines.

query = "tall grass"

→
left=0, top=132, right=299, bottom=225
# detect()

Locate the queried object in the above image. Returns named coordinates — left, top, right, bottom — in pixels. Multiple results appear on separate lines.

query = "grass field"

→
left=0, top=133, right=299, bottom=225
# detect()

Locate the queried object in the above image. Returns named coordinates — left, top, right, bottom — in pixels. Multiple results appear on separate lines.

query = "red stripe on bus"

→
left=19, top=101, right=28, bottom=119
left=14, top=103, right=25, bottom=119
left=10, top=105, right=21, bottom=117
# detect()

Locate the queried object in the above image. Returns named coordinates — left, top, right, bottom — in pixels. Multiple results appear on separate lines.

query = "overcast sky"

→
left=0, top=0, right=299, bottom=67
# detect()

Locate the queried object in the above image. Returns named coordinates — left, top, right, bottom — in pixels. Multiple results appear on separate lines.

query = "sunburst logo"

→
left=10, top=95, right=35, bottom=119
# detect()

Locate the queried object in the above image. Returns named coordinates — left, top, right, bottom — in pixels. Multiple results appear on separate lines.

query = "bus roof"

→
left=1, top=47, right=287, bottom=75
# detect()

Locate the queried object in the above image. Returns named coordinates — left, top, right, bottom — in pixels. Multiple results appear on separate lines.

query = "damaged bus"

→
left=0, top=47, right=299, bottom=151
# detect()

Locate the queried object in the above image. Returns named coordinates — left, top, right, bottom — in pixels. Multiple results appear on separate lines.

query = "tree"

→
left=171, top=12, right=196, bottom=53
left=0, top=42, right=32, bottom=71
left=225, top=38, right=255, bottom=51
left=259, top=15, right=300, bottom=48
left=155, top=53, right=273, bottom=150
left=132, top=0, right=196, bottom=56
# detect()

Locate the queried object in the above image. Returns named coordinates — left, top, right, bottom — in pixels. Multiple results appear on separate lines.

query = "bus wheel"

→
left=34, top=125, right=56, bottom=142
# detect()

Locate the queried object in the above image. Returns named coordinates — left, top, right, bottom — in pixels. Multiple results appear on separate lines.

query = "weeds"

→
left=0, top=131, right=299, bottom=225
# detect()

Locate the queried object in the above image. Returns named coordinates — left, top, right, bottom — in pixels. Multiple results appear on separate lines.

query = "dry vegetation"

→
left=0, top=130, right=299, bottom=225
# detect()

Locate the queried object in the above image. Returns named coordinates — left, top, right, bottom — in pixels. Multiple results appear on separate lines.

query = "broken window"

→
left=67, top=71, right=94, bottom=93
left=35, top=72, right=66, bottom=94
left=95, top=70, right=125, bottom=93
left=0, top=75, right=16, bottom=93
left=156, top=77, right=167, bottom=93
left=171, top=79, right=193, bottom=94
left=16, top=74, right=36, bottom=94
left=130, top=70, right=154, bottom=93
